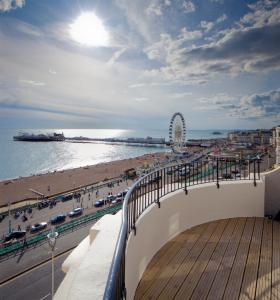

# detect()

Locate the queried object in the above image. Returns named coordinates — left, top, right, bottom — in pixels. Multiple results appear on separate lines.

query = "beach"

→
left=0, top=152, right=169, bottom=207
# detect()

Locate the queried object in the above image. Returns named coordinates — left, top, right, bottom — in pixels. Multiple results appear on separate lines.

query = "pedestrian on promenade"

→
left=23, top=237, right=28, bottom=248
left=18, top=224, right=21, bottom=231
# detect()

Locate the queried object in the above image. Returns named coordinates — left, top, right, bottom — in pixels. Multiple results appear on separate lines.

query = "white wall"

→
left=125, top=180, right=264, bottom=300
left=54, top=212, right=122, bottom=300
left=264, top=166, right=280, bottom=217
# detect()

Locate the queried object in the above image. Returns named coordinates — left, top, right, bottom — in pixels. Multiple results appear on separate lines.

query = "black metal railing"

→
left=103, top=158, right=261, bottom=299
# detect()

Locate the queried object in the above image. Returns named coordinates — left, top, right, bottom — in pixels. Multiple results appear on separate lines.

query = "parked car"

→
left=112, top=196, right=123, bottom=204
left=30, top=222, right=47, bottom=233
left=50, top=214, right=66, bottom=225
left=14, top=211, right=21, bottom=219
left=106, top=195, right=116, bottom=203
left=94, top=199, right=105, bottom=207
left=68, top=208, right=83, bottom=218
left=4, top=230, right=26, bottom=242
left=62, top=194, right=73, bottom=202
left=73, top=193, right=81, bottom=199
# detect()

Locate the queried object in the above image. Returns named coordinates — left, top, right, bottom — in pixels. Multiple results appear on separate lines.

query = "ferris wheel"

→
left=169, top=112, right=186, bottom=153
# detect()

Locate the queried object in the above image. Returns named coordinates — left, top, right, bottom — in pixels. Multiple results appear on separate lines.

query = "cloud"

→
left=195, top=90, right=280, bottom=120
left=146, top=0, right=163, bottom=16
left=0, top=0, right=25, bottom=12
left=144, top=27, right=202, bottom=63
left=19, top=79, right=45, bottom=86
left=236, top=89, right=280, bottom=119
left=182, top=1, right=195, bottom=13
left=210, top=0, right=224, bottom=3
left=217, top=14, right=227, bottom=23
left=144, top=2, right=280, bottom=84
left=170, top=92, right=192, bottom=99
left=107, top=48, right=128, bottom=65
left=133, top=97, right=149, bottom=102
left=200, top=20, right=215, bottom=32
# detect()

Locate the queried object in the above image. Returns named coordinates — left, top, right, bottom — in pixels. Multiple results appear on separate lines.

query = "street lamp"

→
left=47, top=227, right=58, bottom=300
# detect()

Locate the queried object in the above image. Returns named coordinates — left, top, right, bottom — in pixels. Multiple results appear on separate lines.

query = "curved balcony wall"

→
left=125, top=179, right=265, bottom=300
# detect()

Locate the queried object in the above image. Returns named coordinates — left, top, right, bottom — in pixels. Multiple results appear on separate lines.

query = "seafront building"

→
left=55, top=156, right=280, bottom=300
left=228, top=129, right=272, bottom=145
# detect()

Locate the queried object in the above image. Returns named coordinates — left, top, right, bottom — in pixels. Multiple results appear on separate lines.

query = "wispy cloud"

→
left=182, top=1, right=195, bottom=13
left=19, top=79, right=45, bottom=86
left=0, top=0, right=25, bottom=12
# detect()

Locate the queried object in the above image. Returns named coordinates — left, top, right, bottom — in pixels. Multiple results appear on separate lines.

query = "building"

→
left=55, top=160, right=280, bottom=300
left=228, top=129, right=272, bottom=145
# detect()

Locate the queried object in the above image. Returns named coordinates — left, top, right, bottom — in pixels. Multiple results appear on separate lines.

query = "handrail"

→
left=103, top=158, right=261, bottom=299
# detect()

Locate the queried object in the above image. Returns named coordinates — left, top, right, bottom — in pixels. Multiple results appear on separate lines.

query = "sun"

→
left=70, top=12, right=109, bottom=47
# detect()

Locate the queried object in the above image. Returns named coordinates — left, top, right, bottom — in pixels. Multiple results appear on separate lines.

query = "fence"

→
left=0, top=203, right=122, bottom=258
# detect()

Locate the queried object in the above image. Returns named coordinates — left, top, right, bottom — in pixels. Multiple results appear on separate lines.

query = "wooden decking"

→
left=134, top=217, right=280, bottom=300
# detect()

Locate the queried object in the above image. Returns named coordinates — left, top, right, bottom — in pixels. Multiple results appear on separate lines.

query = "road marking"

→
left=0, top=247, right=74, bottom=286
left=40, top=293, right=51, bottom=300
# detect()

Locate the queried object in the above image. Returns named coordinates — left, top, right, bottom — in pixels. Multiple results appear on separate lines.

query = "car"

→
left=112, top=196, right=123, bottom=204
left=106, top=195, right=116, bottom=202
left=30, top=222, right=47, bottom=233
left=94, top=199, right=105, bottom=207
left=50, top=214, right=66, bottom=225
left=4, top=230, right=26, bottom=242
left=116, top=192, right=122, bottom=198
left=68, top=208, right=83, bottom=218
left=14, top=211, right=20, bottom=219
left=223, top=173, right=232, bottom=179
left=62, top=194, right=73, bottom=202
left=73, top=193, right=81, bottom=199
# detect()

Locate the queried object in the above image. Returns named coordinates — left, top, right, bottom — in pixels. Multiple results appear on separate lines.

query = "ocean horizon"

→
left=0, top=128, right=230, bottom=181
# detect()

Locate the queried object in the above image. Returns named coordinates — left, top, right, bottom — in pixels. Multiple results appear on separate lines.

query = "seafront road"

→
left=0, top=250, right=67, bottom=300
left=0, top=221, right=93, bottom=299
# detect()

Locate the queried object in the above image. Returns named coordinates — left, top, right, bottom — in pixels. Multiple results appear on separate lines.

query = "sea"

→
left=0, top=128, right=231, bottom=181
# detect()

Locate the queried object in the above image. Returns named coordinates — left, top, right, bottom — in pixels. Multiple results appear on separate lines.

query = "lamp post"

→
left=8, top=200, right=11, bottom=234
left=47, top=227, right=58, bottom=300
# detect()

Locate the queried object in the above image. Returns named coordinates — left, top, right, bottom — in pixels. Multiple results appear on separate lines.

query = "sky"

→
left=0, top=0, right=279, bottom=130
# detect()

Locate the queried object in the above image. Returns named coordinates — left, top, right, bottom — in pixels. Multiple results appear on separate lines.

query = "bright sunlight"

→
left=70, top=12, right=109, bottom=47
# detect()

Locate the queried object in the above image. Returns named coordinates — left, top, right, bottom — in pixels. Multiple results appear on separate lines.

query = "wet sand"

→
left=0, top=152, right=169, bottom=207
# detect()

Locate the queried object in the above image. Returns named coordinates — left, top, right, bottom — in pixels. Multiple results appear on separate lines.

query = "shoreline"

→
left=0, top=152, right=169, bottom=207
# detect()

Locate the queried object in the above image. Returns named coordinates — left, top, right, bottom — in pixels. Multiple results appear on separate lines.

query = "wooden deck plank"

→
left=272, top=221, right=280, bottom=300
left=190, top=218, right=238, bottom=300
left=255, top=218, right=272, bottom=300
left=223, top=218, right=255, bottom=300
left=239, top=218, right=264, bottom=300
left=134, top=218, right=277, bottom=300
left=206, top=218, right=247, bottom=300
left=142, top=221, right=219, bottom=299
left=159, top=219, right=229, bottom=300
left=174, top=219, right=231, bottom=299
left=135, top=223, right=206, bottom=299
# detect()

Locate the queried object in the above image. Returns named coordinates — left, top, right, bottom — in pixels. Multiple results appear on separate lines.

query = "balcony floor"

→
left=134, top=217, right=280, bottom=300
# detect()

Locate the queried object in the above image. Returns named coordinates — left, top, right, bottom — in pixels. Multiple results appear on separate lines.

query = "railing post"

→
left=257, top=159, right=260, bottom=180
left=216, top=158, right=220, bottom=188
left=184, top=163, right=188, bottom=195
left=156, top=171, right=160, bottom=208
left=253, top=160, right=257, bottom=187
left=132, top=191, right=136, bottom=235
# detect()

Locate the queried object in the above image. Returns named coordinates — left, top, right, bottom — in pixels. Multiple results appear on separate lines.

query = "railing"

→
left=103, top=158, right=261, bottom=299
